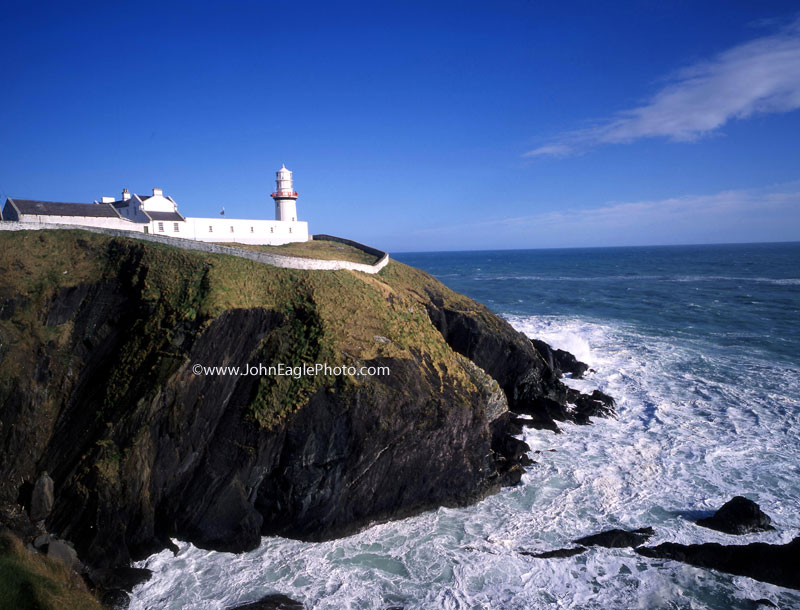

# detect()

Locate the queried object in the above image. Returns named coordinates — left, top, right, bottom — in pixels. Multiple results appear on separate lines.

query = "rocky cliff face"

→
left=0, top=230, right=611, bottom=571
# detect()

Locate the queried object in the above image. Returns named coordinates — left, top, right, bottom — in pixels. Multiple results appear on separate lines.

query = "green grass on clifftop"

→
left=0, top=229, right=482, bottom=430
left=214, top=239, right=379, bottom=264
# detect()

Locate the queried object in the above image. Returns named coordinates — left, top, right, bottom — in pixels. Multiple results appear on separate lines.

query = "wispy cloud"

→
left=525, top=18, right=800, bottom=158
left=409, top=184, right=800, bottom=249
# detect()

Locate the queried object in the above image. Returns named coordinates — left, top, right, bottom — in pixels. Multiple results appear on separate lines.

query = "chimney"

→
left=101, top=196, right=115, bottom=203
left=122, top=188, right=131, bottom=201
left=153, top=187, right=163, bottom=197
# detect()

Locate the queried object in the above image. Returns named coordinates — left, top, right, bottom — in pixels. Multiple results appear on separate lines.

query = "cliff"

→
left=0, top=230, right=611, bottom=575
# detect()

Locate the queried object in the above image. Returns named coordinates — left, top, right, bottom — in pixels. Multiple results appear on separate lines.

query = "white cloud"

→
left=408, top=185, right=800, bottom=250
left=525, top=19, right=800, bottom=157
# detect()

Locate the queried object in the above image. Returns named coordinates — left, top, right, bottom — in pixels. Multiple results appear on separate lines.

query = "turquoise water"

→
left=130, top=243, right=800, bottom=609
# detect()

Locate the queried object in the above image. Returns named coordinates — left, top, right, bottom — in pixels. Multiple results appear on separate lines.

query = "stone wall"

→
left=0, top=222, right=389, bottom=274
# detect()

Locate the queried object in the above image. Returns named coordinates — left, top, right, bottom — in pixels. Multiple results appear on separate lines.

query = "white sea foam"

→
left=129, top=315, right=800, bottom=609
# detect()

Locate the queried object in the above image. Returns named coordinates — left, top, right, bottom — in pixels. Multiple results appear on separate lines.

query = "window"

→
left=289, top=227, right=292, bottom=233
left=270, top=227, right=274, bottom=233
left=158, top=222, right=164, bottom=232
left=230, top=226, right=234, bottom=233
left=209, top=226, right=213, bottom=233
left=143, top=226, right=149, bottom=234
left=292, top=217, right=295, bottom=221
left=173, top=223, right=180, bottom=232
left=250, top=226, right=254, bottom=233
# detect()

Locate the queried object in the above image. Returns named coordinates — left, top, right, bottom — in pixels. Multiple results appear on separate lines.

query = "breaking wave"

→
left=129, top=314, right=800, bottom=609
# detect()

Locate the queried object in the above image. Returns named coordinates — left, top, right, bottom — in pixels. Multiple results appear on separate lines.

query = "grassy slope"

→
left=0, top=228, right=510, bottom=607
left=213, top=239, right=379, bottom=264
left=0, top=229, right=476, bottom=430
left=0, top=531, right=101, bottom=610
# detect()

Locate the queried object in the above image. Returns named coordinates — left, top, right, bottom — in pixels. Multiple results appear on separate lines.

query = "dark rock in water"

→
left=90, top=566, right=153, bottom=609
left=574, top=526, right=654, bottom=548
left=751, top=600, right=778, bottom=608
left=487, top=414, right=531, bottom=486
left=228, top=593, right=304, bottom=609
left=491, top=433, right=530, bottom=465
left=636, top=537, right=800, bottom=591
left=507, top=416, right=526, bottom=436
left=88, top=566, right=153, bottom=592
left=512, top=389, right=615, bottom=430
left=521, top=546, right=587, bottom=558
left=30, top=472, right=54, bottom=522
left=424, top=300, right=612, bottom=430
left=696, top=496, right=775, bottom=535
left=514, top=397, right=567, bottom=432
left=98, top=588, right=131, bottom=609
left=530, top=339, right=589, bottom=379
left=567, top=389, right=616, bottom=424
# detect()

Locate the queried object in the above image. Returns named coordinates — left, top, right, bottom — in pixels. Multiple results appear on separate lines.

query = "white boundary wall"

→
left=10, top=214, right=139, bottom=231
left=0, top=222, right=389, bottom=274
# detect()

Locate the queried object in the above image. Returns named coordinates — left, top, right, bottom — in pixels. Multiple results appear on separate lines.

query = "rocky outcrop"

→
left=88, top=567, right=154, bottom=607
left=696, top=496, right=775, bottom=535
left=29, top=472, right=54, bottom=522
left=229, top=594, right=304, bottom=609
left=521, top=546, right=587, bottom=558
left=573, top=526, right=654, bottom=548
left=523, top=526, right=654, bottom=559
left=636, top=538, right=800, bottom=591
left=422, top=294, right=613, bottom=432
left=46, top=538, right=80, bottom=569
left=522, top=499, right=791, bottom=594
left=530, top=339, right=589, bottom=379
left=0, top=230, right=613, bottom=575
left=567, top=389, right=616, bottom=424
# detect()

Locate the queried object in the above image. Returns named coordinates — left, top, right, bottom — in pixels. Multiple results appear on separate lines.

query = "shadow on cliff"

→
left=0, top=232, right=614, bottom=583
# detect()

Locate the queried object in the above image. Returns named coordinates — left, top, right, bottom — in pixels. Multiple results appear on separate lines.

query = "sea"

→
left=129, top=242, right=800, bottom=610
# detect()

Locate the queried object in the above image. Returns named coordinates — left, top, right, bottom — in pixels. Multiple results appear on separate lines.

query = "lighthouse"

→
left=271, top=164, right=298, bottom=222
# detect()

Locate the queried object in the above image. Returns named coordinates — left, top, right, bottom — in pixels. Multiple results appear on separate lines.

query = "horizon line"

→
left=390, top=238, right=800, bottom=256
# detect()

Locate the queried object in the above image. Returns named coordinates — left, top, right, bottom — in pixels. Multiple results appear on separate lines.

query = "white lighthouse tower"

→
left=271, top=164, right=298, bottom=222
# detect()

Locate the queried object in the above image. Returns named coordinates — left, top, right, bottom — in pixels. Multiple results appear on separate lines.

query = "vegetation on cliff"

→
left=1, top=230, right=489, bottom=434
left=214, top=239, right=379, bottom=265
left=0, top=530, right=100, bottom=610
left=0, top=229, right=611, bottom=598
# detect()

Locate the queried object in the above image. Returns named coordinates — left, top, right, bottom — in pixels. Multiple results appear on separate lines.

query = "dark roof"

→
left=146, top=211, right=184, bottom=222
left=9, top=199, right=120, bottom=218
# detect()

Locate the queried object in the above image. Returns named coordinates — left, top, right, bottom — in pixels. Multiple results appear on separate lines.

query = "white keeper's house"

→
left=1, top=165, right=309, bottom=246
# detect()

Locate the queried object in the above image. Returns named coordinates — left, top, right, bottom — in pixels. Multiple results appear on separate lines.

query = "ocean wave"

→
left=129, top=315, right=800, bottom=610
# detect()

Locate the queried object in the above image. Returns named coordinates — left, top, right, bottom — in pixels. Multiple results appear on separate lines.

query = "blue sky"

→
left=2, top=1, right=800, bottom=252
